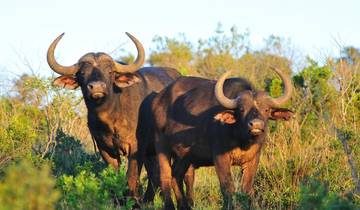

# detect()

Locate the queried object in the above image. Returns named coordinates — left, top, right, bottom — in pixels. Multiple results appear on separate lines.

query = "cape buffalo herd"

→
left=47, top=33, right=293, bottom=209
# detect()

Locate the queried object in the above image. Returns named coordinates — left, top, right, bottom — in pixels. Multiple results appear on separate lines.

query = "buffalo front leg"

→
left=239, top=154, right=260, bottom=209
left=184, top=165, right=195, bottom=207
left=126, top=149, right=141, bottom=201
left=157, top=151, right=175, bottom=210
left=241, top=154, right=260, bottom=195
left=143, top=155, right=159, bottom=203
left=214, top=154, right=234, bottom=210
left=171, top=158, right=192, bottom=210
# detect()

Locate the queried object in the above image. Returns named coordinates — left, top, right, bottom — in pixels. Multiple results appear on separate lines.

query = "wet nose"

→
left=87, top=81, right=106, bottom=91
left=248, top=119, right=264, bottom=129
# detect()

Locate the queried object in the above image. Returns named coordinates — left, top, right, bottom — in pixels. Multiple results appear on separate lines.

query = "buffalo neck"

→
left=85, top=84, right=146, bottom=132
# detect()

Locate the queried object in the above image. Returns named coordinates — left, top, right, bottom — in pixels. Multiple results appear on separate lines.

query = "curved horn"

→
left=113, top=32, right=145, bottom=73
left=47, top=33, right=79, bottom=75
left=269, top=66, right=293, bottom=107
left=214, top=70, right=238, bottom=109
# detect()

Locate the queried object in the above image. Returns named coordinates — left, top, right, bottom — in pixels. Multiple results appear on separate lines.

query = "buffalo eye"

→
left=81, top=62, right=92, bottom=67
left=106, top=63, right=113, bottom=71
left=239, top=106, right=245, bottom=113
left=78, top=70, right=85, bottom=75
left=76, top=70, right=86, bottom=80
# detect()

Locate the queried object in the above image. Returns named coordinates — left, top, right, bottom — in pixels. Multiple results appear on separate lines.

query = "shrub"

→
left=0, top=98, right=42, bottom=169
left=0, top=159, right=60, bottom=210
left=297, top=178, right=358, bottom=210
left=57, top=166, right=134, bottom=210
left=50, top=130, right=105, bottom=176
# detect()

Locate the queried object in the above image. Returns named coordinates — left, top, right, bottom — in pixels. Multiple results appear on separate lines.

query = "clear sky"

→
left=0, top=0, right=359, bottom=77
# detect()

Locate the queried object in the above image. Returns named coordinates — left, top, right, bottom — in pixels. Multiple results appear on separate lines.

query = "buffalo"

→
left=150, top=67, right=293, bottom=209
left=46, top=32, right=181, bottom=202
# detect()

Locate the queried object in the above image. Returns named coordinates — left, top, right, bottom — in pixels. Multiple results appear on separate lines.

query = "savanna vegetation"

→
left=0, top=24, right=359, bottom=209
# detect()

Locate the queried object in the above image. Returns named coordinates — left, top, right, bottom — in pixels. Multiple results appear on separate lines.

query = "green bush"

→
left=50, top=130, right=105, bottom=176
left=0, top=159, right=60, bottom=210
left=0, top=98, right=42, bottom=168
left=297, top=178, right=358, bottom=210
left=57, top=166, right=134, bottom=210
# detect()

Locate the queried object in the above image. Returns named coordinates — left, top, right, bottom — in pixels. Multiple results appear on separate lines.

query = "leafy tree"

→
left=339, top=46, right=360, bottom=65
left=292, top=58, right=336, bottom=122
left=195, top=24, right=250, bottom=78
left=149, top=34, right=193, bottom=75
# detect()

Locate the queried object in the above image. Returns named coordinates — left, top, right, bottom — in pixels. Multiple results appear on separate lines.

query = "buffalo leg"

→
left=143, top=155, right=159, bottom=203
left=127, top=150, right=140, bottom=201
left=214, top=154, right=234, bottom=209
left=241, top=154, right=260, bottom=195
left=239, top=155, right=260, bottom=209
left=184, top=165, right=195, bottom=207
left=171, top=159, right=191, bottom=210
left=157, top=150, right=175, bottom=210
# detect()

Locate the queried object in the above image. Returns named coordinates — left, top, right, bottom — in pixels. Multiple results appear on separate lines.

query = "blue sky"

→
left=0, top=0, right=359, bottom=77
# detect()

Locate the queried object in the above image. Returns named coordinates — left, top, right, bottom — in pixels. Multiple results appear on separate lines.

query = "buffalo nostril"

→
left=249, top=119, right=265, bottom=129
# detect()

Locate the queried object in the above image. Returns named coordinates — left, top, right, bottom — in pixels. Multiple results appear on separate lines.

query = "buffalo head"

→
left=47, top=32, right=145, bottom=105
left=214, top=67, right=293, bottom=137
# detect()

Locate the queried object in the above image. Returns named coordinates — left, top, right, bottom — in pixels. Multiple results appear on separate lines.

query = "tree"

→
left=149, top=34, right=194, bottom=75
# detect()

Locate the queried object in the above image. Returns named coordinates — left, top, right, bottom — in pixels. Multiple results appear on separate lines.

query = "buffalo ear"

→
left=214, top=110, right=237, bottom=124
left=52, top=76, right=79, bottom=90
left=270, top=108, right=294, bottom=120
left=114, top=73, right=141, bottom=88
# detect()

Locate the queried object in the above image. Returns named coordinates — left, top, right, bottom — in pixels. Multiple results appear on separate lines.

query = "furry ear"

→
left=52, top=76, right=79, bottom=90
left=114, top=73, right=141, bottom=88
left=214, top=110, right=236, bottom=124
left=270, top=108, right=294, bottom=120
